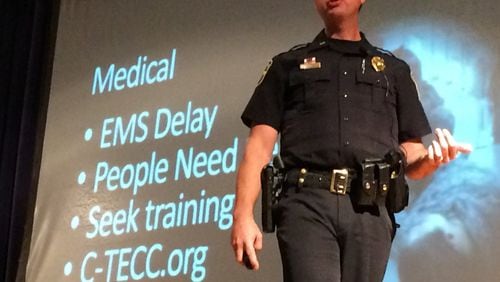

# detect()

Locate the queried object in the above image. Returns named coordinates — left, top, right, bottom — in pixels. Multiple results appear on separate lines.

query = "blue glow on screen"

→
left=380, top=21, right=499, bottom=282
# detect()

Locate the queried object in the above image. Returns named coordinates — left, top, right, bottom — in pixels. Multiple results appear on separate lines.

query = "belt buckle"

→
left=330, top=169, right=348, bottom=195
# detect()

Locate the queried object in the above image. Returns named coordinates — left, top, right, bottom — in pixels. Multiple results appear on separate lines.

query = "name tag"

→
left=300, top=57, right=321, bottom=70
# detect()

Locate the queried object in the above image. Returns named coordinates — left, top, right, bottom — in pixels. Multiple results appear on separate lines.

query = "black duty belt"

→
left=285, top=168, right=357, bottom=195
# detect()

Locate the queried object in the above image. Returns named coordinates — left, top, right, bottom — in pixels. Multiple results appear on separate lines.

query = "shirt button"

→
left=343, top=71, right=348, bottom=76
left=343, top=117, right=349, bottom=121
left=343, top=92, right=348, bottom=98
left=344, top=141, right=350, bottom=146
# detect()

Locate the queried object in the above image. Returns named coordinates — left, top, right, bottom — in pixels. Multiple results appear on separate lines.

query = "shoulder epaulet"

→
left=289, top=43, right=309, bottom=52
left=375, top=47, right=396, bottom=58
left=374, top=46, right=409, bottom=66
left=273, top=43, right=309, bottom=59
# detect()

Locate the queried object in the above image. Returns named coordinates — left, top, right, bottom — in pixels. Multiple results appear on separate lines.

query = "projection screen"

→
left=26, top=1, right=500, bottom=281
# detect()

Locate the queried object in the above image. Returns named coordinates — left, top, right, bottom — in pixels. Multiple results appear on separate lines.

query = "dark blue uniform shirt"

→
left=242, top=31, right=431, bottom=170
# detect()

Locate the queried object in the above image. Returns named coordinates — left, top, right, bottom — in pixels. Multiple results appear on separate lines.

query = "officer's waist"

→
left=285, top=168, right=358, bottom=194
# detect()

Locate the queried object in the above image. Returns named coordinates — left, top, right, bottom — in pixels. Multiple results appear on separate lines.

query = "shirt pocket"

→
left=289, top=68, right=332, bottom=112
left=355, top=69, right=395, bottom=114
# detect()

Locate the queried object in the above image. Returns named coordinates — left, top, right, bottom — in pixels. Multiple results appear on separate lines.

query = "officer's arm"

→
left=231, top=124, right=278, bottom=270
left=401, top=128, right=472, bottom=180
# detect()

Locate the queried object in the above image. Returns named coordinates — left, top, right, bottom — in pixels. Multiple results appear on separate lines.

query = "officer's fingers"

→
left=442, top=129, right=457, bottom=146
left=230, top=233, right=238, bottom=249
left=435, top=128, right=449, bottom=162
left=428, top=144, right=435, bottom=161
left=244, top=244, right=260, bottom=270
left=254, top=232, right=263, bottom=251
left=432, top=140, right=443, bottom=162
left=233, top=240, right=244, bottom=263
left=442, top=129, right=458, bottom=160
left=457, top=143, right=473, bottom=154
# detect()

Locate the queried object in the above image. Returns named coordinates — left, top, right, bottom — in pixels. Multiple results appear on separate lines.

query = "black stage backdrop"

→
left=1, top=1, right=500, bottom=282
left=0, top=1, right=58, bottom=281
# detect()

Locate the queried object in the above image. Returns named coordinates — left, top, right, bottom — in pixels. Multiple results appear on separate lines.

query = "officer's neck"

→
left=324, top=17, right=361, bottom=41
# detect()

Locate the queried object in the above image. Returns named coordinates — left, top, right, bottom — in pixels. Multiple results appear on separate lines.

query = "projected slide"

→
left=26, top=1, right=499, bottom=282
left=25, top=1, right=268, bottom=281
left=33, top=47, right=239, bottom=281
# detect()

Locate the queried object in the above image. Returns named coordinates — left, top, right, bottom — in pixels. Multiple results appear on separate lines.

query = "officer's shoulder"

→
left=289, top=43, right=309, bottom=52
left=273, top=42, right=310, bottom=60
left=373, top=46, right=410, bottom=68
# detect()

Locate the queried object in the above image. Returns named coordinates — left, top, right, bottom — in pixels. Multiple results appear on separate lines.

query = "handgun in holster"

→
left=261, top=156, right=284, bottom=233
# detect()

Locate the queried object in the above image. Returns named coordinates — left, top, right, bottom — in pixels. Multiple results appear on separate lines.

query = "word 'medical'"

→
left=92, top=49, right=177, bottom=95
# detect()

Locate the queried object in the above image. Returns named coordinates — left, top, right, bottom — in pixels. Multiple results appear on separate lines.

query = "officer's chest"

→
left=286, top=52, right=396, bottom=115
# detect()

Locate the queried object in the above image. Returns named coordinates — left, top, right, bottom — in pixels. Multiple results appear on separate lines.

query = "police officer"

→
left=231, top=0, right=472, bottom=281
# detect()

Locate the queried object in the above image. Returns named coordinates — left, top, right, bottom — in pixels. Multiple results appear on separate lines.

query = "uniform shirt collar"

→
left=310, top=29, right=374, bottom=55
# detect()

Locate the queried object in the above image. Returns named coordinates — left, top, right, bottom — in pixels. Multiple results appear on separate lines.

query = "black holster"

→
left=384, top=150, right=409, bottom=213
left=260, top=156, right=284, bottom=233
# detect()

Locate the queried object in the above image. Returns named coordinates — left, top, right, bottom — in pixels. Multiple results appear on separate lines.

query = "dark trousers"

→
left=276, top=186, right=394, bottom=282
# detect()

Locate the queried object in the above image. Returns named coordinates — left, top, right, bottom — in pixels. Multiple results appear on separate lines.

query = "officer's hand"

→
left=231, top=216, right=263, bottom=270
left=428, top=128, right=472, bottom=165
